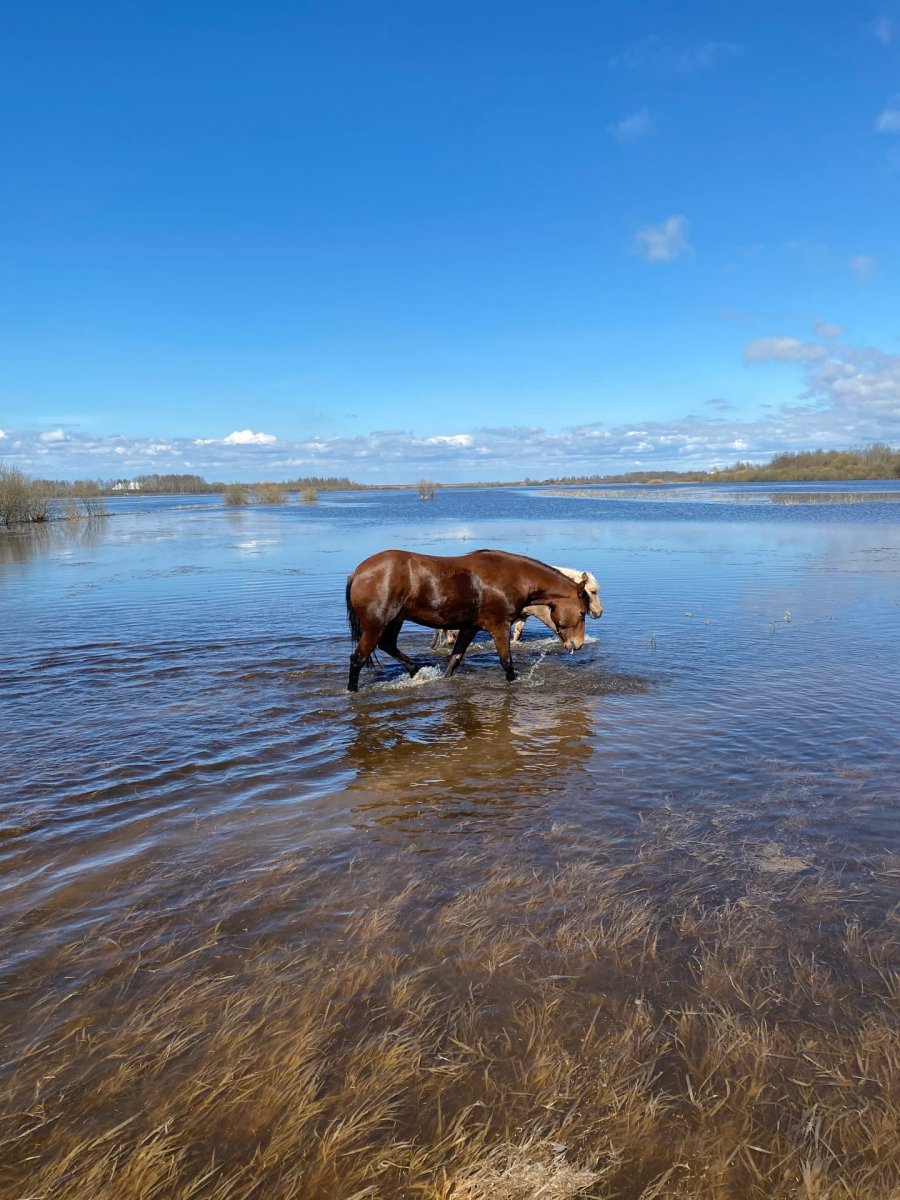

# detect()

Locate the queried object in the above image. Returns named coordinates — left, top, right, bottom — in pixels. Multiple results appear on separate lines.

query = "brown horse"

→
left=346, top=548, right=590, bottom=691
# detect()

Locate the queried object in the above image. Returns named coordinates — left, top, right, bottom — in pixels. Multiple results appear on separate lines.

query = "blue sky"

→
left=2, top=0, right=899, bottom=481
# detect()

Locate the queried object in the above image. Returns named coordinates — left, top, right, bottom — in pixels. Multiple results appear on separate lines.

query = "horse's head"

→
left=549, top=574, right=590, bottom=652
left=584, top=571, right=603, bottom=619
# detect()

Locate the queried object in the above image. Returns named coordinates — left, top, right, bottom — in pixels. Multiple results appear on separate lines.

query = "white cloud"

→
left=850, top=254, right=876, bottom=282
left=0, top=428, right=7, bottom=439
left=223, top=428, right=277, bottom=445
left=423, top=434, right=474, bottom=447
left=873, top=16, right=894, bottom=44
left=812, top=319, right=844, bottom=338
left=39, top=428, right=66, bottom=443
left=611, top=36, right=741, bottom=77
left=633, top=215, right=692, bottom=262
left=875, top=108, right=900, bottom=132
left=608, top=109, right=655, bottom=143
left=743, top=337, right=827, bottom=363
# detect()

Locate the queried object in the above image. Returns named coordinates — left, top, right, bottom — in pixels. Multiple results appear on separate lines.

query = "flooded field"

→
left=2, top=484, right=899, bottom=1199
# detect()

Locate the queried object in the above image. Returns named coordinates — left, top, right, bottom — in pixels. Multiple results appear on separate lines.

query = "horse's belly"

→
left=401, top=597, right=477, bottom=629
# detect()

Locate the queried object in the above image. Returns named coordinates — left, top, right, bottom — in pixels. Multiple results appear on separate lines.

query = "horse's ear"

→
left=580, top=572, right=588, bottom=585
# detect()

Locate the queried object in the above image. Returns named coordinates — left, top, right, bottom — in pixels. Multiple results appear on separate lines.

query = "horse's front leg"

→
left=487, top=621, right=516, bottom=682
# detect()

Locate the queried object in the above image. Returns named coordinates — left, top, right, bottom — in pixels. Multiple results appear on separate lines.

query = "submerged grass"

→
left=2, top=812, right=898, bottom=1200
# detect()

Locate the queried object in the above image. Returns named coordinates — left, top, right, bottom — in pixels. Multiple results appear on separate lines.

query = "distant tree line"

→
left=25, top=473, right=362, bottom=496
left=532, top=443, right=900, bottom=486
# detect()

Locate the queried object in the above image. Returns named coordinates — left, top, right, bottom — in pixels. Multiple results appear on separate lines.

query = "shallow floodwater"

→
left=2, top=484, right=899, bottom=1195
left=4, top=485, right=899, bottom=888
left=3, top=484, right=900, bottom=923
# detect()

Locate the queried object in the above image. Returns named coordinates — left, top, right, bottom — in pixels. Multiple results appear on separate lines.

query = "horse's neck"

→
left=524, top=562, right=570, bottom=602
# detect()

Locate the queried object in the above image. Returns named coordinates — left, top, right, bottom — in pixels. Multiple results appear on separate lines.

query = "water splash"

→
left=522, top=647, right=549, bottom=682
left=370, top=665, right=444, bottom=692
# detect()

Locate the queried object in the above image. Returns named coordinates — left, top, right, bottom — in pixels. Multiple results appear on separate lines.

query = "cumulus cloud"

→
left=423, top=434, right=474, bottom=447
left=223, top=428, right=277, bottom=445
left=850, top=254, right=876, bottom=282
left=743, top=337, right=827, bottom=364
left=611, top=36, right=741, bottom=77
left=633, top=215, right=692, bottom=262
left=0, top=428, right=7, bottom=439
left=608, top=109, right=655, bottom=142
left=875, top=108, right=900, bottom=132
left=39, top=428, right=66, bottom=443
left=812, top=319, right=845, bottom=338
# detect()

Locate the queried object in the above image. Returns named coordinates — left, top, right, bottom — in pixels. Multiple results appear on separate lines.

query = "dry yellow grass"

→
left=255, top=481, right=286, bottom=504
left=2, top=811, right=898, bottom=1200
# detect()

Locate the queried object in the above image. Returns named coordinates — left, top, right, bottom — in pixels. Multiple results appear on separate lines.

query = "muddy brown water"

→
left=1, top=483, right=899, bottom=1192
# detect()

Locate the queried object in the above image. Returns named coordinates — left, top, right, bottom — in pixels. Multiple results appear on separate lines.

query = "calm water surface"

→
left=2, top=483, right=899, bottom=989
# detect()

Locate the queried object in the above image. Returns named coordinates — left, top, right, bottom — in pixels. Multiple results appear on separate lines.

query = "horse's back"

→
left=350, top=548, right=486, bottom=630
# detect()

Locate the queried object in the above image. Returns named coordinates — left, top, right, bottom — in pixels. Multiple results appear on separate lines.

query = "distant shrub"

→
left=0, top=465, right=55, bottom=526
left=300, top=486, right=318, bottom=503
left=256, top=482, right=286, bottom=504
left=71, top=481, right=107, bottom=520
left=224, top=484, right=249, bottom=506
left=416, top=479, right=438, bottom=500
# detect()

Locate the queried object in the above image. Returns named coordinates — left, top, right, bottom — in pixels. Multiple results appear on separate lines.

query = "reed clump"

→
left=255, top=481, right=286, bottom=504
left=300, top=484, right=318, bottom=502
left=223, top=483, right=249, bottom=506
left=1, top=813, right=898, bottom=1200
left=416, top=479, right=438, bottom=500
left=62, top=482, right=109, bottom=520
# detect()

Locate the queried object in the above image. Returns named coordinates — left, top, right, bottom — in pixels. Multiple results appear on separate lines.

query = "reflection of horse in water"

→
left=346, top=549, right=590, bottom=691
left=345, top=687, right=595, bottom=817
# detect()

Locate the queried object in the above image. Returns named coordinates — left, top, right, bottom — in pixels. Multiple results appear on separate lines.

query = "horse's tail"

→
left=346, top=574, right=378, bottom=666
left=346, top=575, right=362, bottom=643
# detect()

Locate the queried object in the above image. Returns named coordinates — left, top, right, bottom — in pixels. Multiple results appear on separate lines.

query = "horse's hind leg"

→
left=348, top=624, right=381, bottom=692
left=430, top=629, right=458, bottom=651
left=378, top=620, right=420, bottom=678
left=444, top=627, right=476, bottom=677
